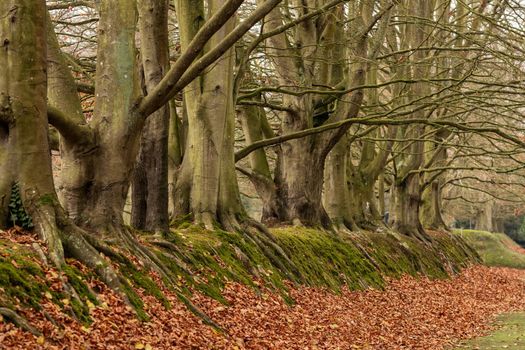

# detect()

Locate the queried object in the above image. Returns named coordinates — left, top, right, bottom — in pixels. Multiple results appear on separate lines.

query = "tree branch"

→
left=235, top=116, right=525, bottom=163
left=138, top=0, right=282, bottom=117
left=137, top=0, right=245, bottom=116
left=47, top=106, right=95, bottom=147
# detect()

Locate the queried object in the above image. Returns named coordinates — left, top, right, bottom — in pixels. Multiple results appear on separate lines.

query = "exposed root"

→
left=0, top=307, right=41, bottom=336
left=81, top=224, right=223, bottom=330
left=242, top=218, right=303, bottom=283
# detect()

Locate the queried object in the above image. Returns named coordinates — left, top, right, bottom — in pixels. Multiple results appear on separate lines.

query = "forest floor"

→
left=2, top=228, right=525, bottom=349
left=2, top=264, right=525, bottom=349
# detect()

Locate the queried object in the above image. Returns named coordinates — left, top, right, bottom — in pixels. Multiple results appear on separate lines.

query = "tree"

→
left=237, top=0, right=392, bottom=228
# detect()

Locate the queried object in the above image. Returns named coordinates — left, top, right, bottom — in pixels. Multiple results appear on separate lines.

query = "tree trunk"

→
left=0, top=0, right=66, bottom=265
left=131, top=0, right=170, bottom=233
left=347, top=169, right=383, bottom=230
left=475, top=200, right=493, bottom=232
left=238, top=102, right=280, bottom=222
left=174, top=0, right=245, bottom=229
left=167, top=102, right=183, bottom=219
left=420, top=181, right=448, bottom=230
left=390, top=174, right=426, bottom=239
left=77, top=0, right=142, bottom=233
left=273, top=136, right=330, bottom=227
left=46, top=13, right=95, bottom=221
left=323, top=135, right=352, bottom=229
left=0, top=121, right=12, bottom=228
left=389, top=0, right=431, bottom=240
left=170, top=0, right=204, bottom=220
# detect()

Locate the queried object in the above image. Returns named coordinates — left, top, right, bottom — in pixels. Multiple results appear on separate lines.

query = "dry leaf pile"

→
left=1, top=254, right=525, bottom=349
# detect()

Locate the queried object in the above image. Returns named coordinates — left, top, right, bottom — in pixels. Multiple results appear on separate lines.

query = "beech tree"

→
left=2, top=2, right=525, bottom=324
left=236, top=0, right=394, bottom=227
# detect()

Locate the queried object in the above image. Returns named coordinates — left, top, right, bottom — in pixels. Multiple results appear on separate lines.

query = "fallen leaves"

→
left=1, top=264, right=525, bottom=349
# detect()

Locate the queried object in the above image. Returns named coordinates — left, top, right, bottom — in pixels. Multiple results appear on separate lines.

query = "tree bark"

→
left=74, top=0, right=142, bottom=233
left=420, top=181, right=448, bottom=230
left=238, top=100, right=280, bottom=222
left=46, top=13, right=95, bottom=221
left=131, top=0, right=170, bottom=233
left=173, top=0, right=245, bottom=229
left=0, top=0, right=65, bottom=265
left=323, top=135, right=352, bottom=229
left=389, top=0, right=431, bottom=240
left=0, top=117, right=12, bottom=228
left=475, top=200, right=493, bottom=232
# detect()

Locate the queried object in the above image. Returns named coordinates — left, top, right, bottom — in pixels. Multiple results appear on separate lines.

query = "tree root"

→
left=242, top=218, right=303, bottom=283
left=80, top=225, right=223, bottom=330
left=0, top=307, right=41, bottom=336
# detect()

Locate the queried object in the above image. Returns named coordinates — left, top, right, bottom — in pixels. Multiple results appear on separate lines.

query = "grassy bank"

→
left=455, top=313, right=525, bottom=349
left=454, top=229, right=525, bottom=269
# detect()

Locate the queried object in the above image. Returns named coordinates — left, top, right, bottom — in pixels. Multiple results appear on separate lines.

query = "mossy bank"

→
left=0, top=226, right=478, bottom=329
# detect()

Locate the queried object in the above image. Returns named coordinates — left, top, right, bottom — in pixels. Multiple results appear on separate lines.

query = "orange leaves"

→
left=2, top=266, right=525, bottom=349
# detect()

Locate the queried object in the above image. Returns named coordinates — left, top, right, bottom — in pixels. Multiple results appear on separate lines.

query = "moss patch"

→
left=0, top=226, right=478, bottom=330
left=0, top=238, right=106, bottom=325
left=155, top=226, right=477, bottom=304
left=0, top=243, right=45, bottom=309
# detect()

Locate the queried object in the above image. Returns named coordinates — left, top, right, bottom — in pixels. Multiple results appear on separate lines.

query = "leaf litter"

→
left=1, top=232, right=525, bottom=350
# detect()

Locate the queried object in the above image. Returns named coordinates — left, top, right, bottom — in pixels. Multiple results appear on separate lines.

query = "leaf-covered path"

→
left=1, top=265, right=525, bottom=349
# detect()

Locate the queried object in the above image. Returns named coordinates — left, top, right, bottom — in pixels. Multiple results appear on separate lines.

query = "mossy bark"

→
left=170, top=0, right=204, bottom=219
left=238, top=99, right=280, bottom=222
left=389, top=0, right=432, bottom=241
left=46, top=13, right=96, bottom=222
left=0, top=0, right=64, bottom=265
left=0, top=122, right=12, bottom=228
left=323, top=135, right=352, bottom=229
left=0, top=2, right=123, bottom=295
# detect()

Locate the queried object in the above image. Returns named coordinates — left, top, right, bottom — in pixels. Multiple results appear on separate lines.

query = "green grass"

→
left=454, top=229, right=525, bottom=269
left=455, top=313, right=525, bottom=349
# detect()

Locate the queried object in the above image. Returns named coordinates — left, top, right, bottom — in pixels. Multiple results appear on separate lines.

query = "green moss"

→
left=38, top=193, right=55, bottom=206
left=0, top=241, right=46, bottom=309
left=70, top=297, right=91, bottom=325
left=0, top=224, right=479, bottom=331
left=160, top=226, right=289, bottom=302
left=120, top=264, right=171, bottom=309
left=273, top=228, right=383, bottom=290
left=62, top=265, right=98, bottom=305
left=0, top=257, right=45, bottom=308
left=158, top=226, right=476, bottom=305
left=121, top=281, right=149, bottom=321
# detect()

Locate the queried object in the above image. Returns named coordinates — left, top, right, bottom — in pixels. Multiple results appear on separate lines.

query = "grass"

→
left=454, top=229, right=525, bottom=269
left=455, top=313, right=525, bottom=349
